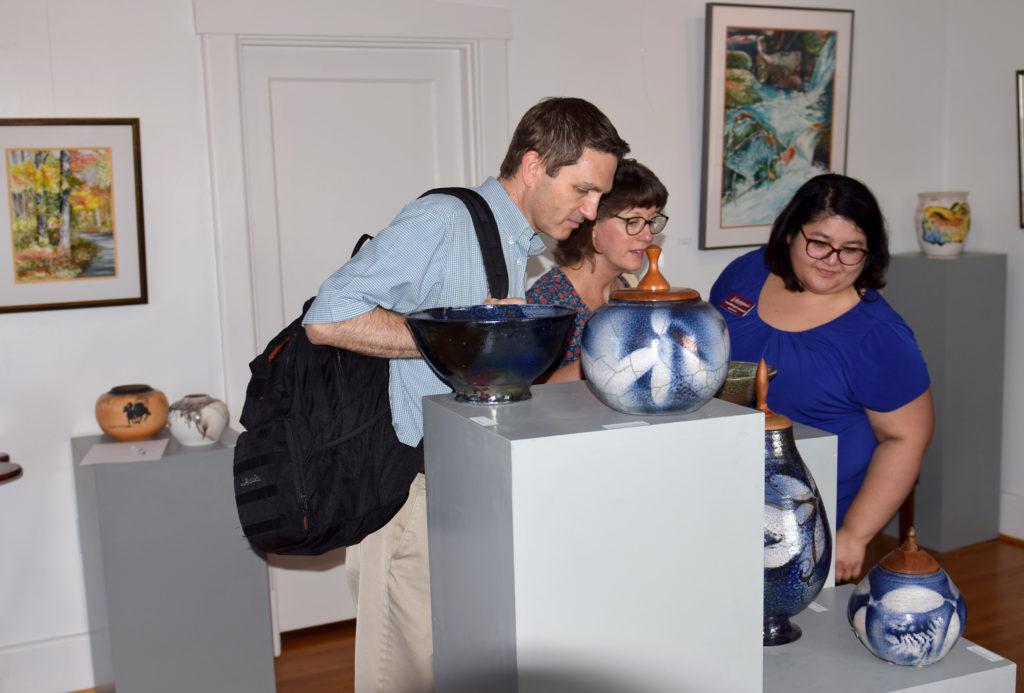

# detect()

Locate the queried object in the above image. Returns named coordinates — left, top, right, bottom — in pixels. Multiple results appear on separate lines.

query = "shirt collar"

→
left=478, top=177, right=540, bottom=249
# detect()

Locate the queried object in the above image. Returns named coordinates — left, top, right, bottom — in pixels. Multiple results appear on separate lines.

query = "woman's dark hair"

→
left=554, top=158, right=668, bottom=267
left=499, top=97, right=630, bottom=179
left=765, top=173, right=890, bottom=294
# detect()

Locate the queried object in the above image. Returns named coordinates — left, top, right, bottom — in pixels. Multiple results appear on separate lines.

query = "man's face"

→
left=524, top=148, right=618, bottom=240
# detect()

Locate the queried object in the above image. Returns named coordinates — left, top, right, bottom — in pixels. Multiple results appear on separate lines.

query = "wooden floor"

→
left=275, top=536, right=1024, bottom=693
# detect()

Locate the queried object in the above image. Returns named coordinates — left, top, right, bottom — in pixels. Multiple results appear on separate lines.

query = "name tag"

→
left=720, top=293, right=754, bottom=317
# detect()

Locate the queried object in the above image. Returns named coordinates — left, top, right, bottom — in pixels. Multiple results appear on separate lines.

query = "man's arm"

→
left=305, top=296, right=525, bottom=359
left=305, top=307, right=420, bottom=358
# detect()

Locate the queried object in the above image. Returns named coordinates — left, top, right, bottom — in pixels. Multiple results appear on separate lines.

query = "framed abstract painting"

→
left=699, top=4, right=854, bottom=249
left=0, top=118, right=147, bottom=313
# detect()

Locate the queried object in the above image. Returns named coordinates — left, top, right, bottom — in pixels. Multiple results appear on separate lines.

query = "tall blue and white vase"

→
left=756, top=361, right=832, bottom=646
left=581, top=246, right=729, bottom=415
left=847, top=528, right=966, bottom=666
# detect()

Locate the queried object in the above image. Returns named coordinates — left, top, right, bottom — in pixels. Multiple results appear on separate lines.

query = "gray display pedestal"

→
left=883, top=252, right=1007, bottom=550
left=765, top=585, right=1016, bottom=691
left=73, top=430, right=276, bottom=693
left=424, top=381, right=836, bottom=693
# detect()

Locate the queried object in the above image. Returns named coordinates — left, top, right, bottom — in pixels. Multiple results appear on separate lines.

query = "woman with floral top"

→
left=527, top=158, right=668, bottom=382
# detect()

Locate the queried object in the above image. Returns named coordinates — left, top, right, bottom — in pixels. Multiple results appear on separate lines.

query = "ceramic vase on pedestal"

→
left=847, top=528, right=966, bottom=666
left=756, top=361, right=832, bottom=646
left=581, top=246, right=729, bottom=415
left=95, top=384, right=169, bottom=441
left=916, top=192, right=970, bottom=258
left=167, top=394, right=229, bottom=445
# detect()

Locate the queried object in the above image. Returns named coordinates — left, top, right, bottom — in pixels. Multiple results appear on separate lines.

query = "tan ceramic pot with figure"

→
left=95, top=384, right=169, bottom=441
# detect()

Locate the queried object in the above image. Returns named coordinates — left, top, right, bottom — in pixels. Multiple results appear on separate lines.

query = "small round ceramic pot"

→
left=167, top=394, right=229, bottom=446
left=581, top=247, right=729, bottom=416
left=95, top=384, right=169, bottom=441
left=848, top=530, right=967, bottom=666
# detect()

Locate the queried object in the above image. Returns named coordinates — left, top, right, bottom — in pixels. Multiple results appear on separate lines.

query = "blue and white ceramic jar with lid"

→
left=848, top=528, right=966, bottom=666
left=580, top=246, right=729, bottom=415
left=757, top=360, right=833, bottom=646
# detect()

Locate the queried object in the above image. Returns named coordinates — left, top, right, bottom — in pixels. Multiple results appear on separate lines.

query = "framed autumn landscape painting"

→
left=699, top=4, right=854, bottom=249
left=0, top=118, right=147, bottom=313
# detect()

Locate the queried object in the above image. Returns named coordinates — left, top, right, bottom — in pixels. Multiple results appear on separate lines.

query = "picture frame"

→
left=699, top=3, right=854, bottom=249
left=0, top=118, right=146, bottom=313
left=1017, top=70, right=1024, bottom=229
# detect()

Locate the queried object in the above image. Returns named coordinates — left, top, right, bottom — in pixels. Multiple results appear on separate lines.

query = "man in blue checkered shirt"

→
left=304, top=97, right=629, bottom=693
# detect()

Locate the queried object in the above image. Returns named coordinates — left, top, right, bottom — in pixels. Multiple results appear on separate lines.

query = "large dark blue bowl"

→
left=406, top=304, right=576, bottom=403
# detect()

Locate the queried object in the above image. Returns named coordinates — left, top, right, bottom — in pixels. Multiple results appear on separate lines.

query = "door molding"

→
left=194, top=0, right=513, bottom=39
left=196, top=1, right=511, bottom=419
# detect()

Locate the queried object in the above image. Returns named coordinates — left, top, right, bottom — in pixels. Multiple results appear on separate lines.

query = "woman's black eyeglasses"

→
left=612, top=213, right=669, bottom=236
left=800, top=228, right=867, bottom=266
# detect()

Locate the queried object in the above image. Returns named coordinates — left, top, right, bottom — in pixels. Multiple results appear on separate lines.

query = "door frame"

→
left=195, top=0, right=512, bottom=419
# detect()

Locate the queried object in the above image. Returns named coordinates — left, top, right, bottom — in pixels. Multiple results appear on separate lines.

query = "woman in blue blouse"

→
left=528, top=159, right=668, bottom=381
left=710, top=174, right=934, bottom=582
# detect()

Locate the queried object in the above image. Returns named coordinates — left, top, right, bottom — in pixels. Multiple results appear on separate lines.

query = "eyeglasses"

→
left=612, top=213, right=669, bottom=236
left=799, top=228, right=867, bottom=266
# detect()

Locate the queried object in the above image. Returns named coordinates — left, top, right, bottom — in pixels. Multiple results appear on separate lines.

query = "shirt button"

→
left=516, top=259, right=522, bottom=266
left=508, top=237, right=516, bottom=245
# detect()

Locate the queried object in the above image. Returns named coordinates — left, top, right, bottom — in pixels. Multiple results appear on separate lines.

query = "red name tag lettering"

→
left=721, top=293, right=754, bottom=317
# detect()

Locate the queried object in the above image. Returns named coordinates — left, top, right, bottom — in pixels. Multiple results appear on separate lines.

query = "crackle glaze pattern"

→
left=580, top=299, right=729, bottom=415
left=847, top=565, right=966, bottom=666
left=763, top=426, right=832, bottom=645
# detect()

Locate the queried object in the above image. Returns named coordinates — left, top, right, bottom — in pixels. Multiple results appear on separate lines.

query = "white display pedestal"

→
left=424, top=381, right=836, bottom=693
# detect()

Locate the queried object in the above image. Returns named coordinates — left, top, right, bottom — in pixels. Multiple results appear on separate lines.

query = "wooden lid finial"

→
left=756, top=358, right=791, bottom=431
left=879, top=527, right=942, bottom=574
left=637, top=246, right=670, bottom=291
left=610, top=246, right=700, bottom=302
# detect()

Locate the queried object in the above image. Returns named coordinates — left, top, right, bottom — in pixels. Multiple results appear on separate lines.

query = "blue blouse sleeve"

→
left=851, top=319, right=930, bottom=412
left=710, top=248, right=765, bottom=307
left=709, top=257, right=738, bottom=306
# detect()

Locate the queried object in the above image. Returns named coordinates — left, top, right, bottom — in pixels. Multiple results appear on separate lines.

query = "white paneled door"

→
left=241, top=38, right=477, bottom=636
left=198, top=0, right=511, bottom=651
left=241, top=41, right=475, bottom=345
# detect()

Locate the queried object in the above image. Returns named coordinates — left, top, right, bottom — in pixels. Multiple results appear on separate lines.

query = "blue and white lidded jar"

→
left=581, top=246, right=729, bottom=415
left=757, top=360, right=833, bottom=646
left=848, top=528, right=966, bottom=666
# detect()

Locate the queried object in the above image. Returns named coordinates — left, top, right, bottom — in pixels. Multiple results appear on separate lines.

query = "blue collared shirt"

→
left=303, top=177, right=546, bottom=445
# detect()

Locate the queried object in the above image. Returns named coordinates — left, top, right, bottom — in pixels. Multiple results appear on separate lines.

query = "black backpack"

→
left=233, top=187, right=509, bottom=555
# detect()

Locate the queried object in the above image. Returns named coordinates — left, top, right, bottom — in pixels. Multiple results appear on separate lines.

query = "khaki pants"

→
left=346, top=473, right=433, bottom=693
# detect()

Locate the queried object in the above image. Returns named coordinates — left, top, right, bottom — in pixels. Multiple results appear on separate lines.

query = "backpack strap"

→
left=419, top=187, right=509, bottom=300
left=351, top=233, right=374, bottom=258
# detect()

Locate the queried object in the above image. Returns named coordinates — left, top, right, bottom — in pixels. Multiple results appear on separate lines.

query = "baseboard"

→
left=999, top=490, right=1024, bottom=541
left=0, top=630, right=110, bottom=693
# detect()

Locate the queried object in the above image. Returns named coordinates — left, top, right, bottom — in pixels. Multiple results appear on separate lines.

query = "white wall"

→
left=0, top=0, right=1021, bottom=690
left=941, top=0, right=1024, bottom=537
left=0, top=0, right=223, bottom=690
left=507, top=0, right=949, bottom=290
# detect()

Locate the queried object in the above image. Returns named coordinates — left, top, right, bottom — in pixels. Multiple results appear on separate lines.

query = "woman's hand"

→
left=536, top=359, right=582, bottom=384
left=835, top=527, right=868, bottom=583
left=485, top=295, right=526, bottom=305
left=836, top=388, right=934, bottom=582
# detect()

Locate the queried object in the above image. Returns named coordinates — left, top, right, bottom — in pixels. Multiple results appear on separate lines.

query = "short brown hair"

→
left=499, top=97, right=630, bottom=179
left=554, top=159, right=668, bottom=267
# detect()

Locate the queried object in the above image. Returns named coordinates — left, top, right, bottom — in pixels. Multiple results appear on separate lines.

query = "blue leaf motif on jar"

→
left=581, top=247, right=729, bottom=415
left=761, top=418, right=832, bottom=646
left=847, top=529, right=967, bottom=666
